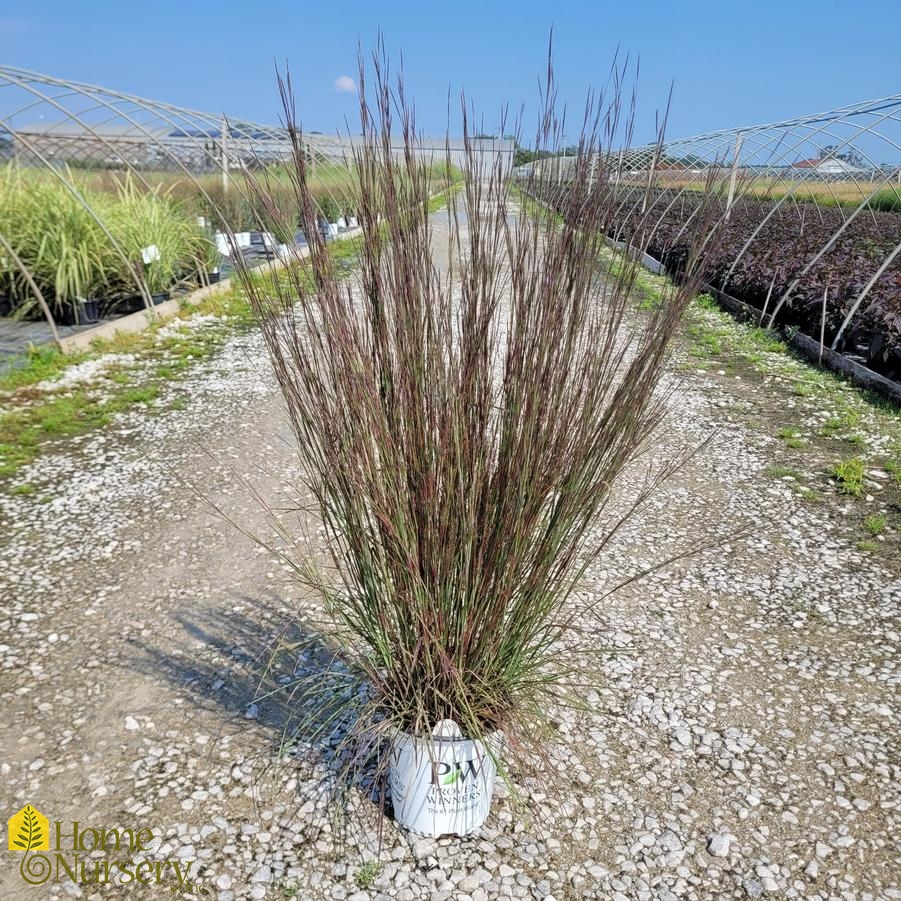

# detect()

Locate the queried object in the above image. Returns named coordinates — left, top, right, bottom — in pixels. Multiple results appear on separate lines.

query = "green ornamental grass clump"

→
left=100, top=177, right=201, bottom=295
left=0, top=168, right=109, bottom=316
left=0, top=166, right=216, bottom=314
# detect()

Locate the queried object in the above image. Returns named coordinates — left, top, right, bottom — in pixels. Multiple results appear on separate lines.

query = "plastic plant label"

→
left=141, top=244, right=161, bottom=265
left=432, top=719, right=463, bottom=739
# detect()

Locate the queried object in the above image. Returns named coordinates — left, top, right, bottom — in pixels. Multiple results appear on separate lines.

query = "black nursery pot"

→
left=80, top=299, right=101, bottom=324
left=208, top=271, right=221, bottom=285
left=151, top=292, right=170, bottom=305
left=118, top=294, right=146, bottom=314
left=0, top=295, right=12, bottom=316
left=56, top=300, right=100, bottom=326
left=55, top=302, right=78, bottom=326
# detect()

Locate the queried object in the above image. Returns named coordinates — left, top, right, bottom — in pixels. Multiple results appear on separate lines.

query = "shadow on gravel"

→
left=128, top=591, right=386, bottom=813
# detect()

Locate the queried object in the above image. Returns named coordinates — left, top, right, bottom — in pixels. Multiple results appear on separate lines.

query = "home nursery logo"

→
left=6, top=804, right=198, bottom=891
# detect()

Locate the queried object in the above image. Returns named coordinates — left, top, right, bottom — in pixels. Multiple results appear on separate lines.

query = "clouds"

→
left=334, top=75, right=356, bottom=94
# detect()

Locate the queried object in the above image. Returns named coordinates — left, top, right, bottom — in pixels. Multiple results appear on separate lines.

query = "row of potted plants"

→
left=0, top=167, right=220, bottom=325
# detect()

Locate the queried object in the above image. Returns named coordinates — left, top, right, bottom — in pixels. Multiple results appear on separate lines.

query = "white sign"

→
left=141, top=244, right=161, bottom=265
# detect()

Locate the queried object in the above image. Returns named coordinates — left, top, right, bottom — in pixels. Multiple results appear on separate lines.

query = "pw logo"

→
left=8, top=805, right=49, bottom=851
left=432, top=759, right=482, bottom=786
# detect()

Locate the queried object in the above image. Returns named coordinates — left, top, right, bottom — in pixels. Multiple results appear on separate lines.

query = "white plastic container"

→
left=388, top=720, right=499, bottom=837
left=214, top=233, right=231, bottom=256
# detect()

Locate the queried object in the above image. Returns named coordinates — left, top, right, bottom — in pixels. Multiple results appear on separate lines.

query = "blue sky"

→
left=1, top=1, right=898, bottom=144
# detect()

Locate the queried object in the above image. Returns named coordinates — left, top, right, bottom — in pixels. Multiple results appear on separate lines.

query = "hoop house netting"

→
left=522, top=95, right=901, bottom=381
left=0, top=66, right=355, bottom=343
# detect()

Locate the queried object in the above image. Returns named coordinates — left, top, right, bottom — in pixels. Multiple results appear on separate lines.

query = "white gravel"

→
left=0, top=211, right=898, bottom=901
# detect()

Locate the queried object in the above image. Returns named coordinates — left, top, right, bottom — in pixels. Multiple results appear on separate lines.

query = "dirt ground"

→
left=1, top=212, right=899, bottom=901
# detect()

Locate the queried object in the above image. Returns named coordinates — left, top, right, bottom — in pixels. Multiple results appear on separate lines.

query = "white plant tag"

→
left=141, top=244, right=160, bottom=265
left=432, top=719, right=463, bottom=740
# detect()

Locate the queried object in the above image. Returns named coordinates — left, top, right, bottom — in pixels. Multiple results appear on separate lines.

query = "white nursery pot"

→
left=389, top=720, right=500, bottom=837
left=347, top=216, right=358, bottom=228
left=214, top=233, right=231, bottom=256
left=326, top=223, right=339, bottom=238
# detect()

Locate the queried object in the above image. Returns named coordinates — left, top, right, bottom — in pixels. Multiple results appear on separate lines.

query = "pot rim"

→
left=390, top=726, right=504, bottom=749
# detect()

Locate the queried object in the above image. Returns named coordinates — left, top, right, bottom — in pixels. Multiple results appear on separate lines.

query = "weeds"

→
left=777, top=426, right=805, bottom=448
left=819, top=417, right=844, bottom=436
left=832, top=458, right=865, bottom=495
left=865, top=513, right=887, bottom=536
left=765, top=464, right=802, bottom=480
left=683, top=300, right=786, bottom=371
left=355, top=862, right=381, bottom=889
left=0, top=344, right=90, bottom=392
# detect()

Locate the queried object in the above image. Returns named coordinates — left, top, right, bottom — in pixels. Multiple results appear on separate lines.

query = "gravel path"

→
left=1, top=210, right=899, bottom=901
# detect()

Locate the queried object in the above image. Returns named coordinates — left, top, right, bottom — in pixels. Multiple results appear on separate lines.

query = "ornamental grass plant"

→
left=231, top=52, right=722, bottom=805
left=0, top=166, right=108, bottom=316
left=0, top=166, right=217, bottom=313
left=100, top=176, right=211, bottom=295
